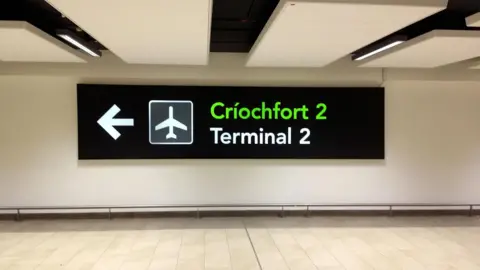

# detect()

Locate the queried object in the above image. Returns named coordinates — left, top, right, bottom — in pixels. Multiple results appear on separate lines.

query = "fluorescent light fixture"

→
left=353, top=36, right=407, bottom=61
left=354, top=41, right=404, bottom=61
left=56, top=29, right=101, bottom=57
left=360, top=30, right=480, bottom=68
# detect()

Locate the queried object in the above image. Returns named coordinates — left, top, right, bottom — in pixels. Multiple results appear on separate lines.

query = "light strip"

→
left=58, top=34, right=100, bottom=57
left=354, top=40, right=404, bottom=61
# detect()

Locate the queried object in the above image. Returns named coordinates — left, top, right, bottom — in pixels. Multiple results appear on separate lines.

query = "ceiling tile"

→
left=0, top=21, right=86, bottom=63
left=46, top=0, right=212, bottom=65
left=246, top=0, right=446, bottom=67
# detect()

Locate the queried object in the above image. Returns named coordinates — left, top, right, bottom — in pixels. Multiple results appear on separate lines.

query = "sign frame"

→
left=77, top=84, right=385, bottom=160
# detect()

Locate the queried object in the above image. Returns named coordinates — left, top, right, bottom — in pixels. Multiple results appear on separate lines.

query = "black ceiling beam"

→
left=210, top=0, right=279, bottom=52
left=447, top=0, right=480, bottom=11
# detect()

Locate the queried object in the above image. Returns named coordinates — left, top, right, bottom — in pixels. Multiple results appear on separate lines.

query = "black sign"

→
left=77, top=84, right=384, bottom=159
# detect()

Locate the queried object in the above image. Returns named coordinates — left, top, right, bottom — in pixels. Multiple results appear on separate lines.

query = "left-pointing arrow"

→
left=97, top=104, right=134, bottom=140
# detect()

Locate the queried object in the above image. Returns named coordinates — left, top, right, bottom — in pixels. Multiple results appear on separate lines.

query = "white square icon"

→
left=149, top=100, right=194, bottom=145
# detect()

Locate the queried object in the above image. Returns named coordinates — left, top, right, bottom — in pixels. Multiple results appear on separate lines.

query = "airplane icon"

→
left=155, top=106, right=187, bottom=139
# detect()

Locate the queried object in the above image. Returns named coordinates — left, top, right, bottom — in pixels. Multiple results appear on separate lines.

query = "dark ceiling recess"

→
left=0, top=0, right=479, bottom=55
left=210, top=0, right=279, bottom=52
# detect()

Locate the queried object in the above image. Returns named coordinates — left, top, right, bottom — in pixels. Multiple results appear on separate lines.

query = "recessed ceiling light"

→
left=353, top=36, right=407, bottom=61
left=56, top=29, right=101, bottom=57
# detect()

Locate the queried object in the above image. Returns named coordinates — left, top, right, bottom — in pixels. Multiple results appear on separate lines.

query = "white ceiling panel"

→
left=0, top=21, right=87, bottom=63
left=246, top=0, right=446, bottom=68
left=466, top=13, right=480, bottom=27
left=46, top=0, right=212, bottom=65
left=359, top=30, right=480, bottom=68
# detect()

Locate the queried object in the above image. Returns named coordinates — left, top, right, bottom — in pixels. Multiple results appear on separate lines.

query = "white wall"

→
left=0, top=75, right=479, bottom=207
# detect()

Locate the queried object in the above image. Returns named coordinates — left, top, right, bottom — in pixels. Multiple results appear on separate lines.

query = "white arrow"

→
left=97, top=105, right=134, bottom=140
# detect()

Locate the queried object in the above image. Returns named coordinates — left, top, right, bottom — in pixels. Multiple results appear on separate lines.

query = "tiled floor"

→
left=0, top=216, right=479, bottom=270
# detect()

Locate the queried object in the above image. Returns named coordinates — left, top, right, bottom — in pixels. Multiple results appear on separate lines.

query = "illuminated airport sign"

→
left=77, top=84, right=384, bottom=159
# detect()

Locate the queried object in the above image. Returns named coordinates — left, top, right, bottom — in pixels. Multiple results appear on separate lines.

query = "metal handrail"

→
left=1, top=203, right=478, bottom=210
left=0, top=203, right=478, bottom=221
